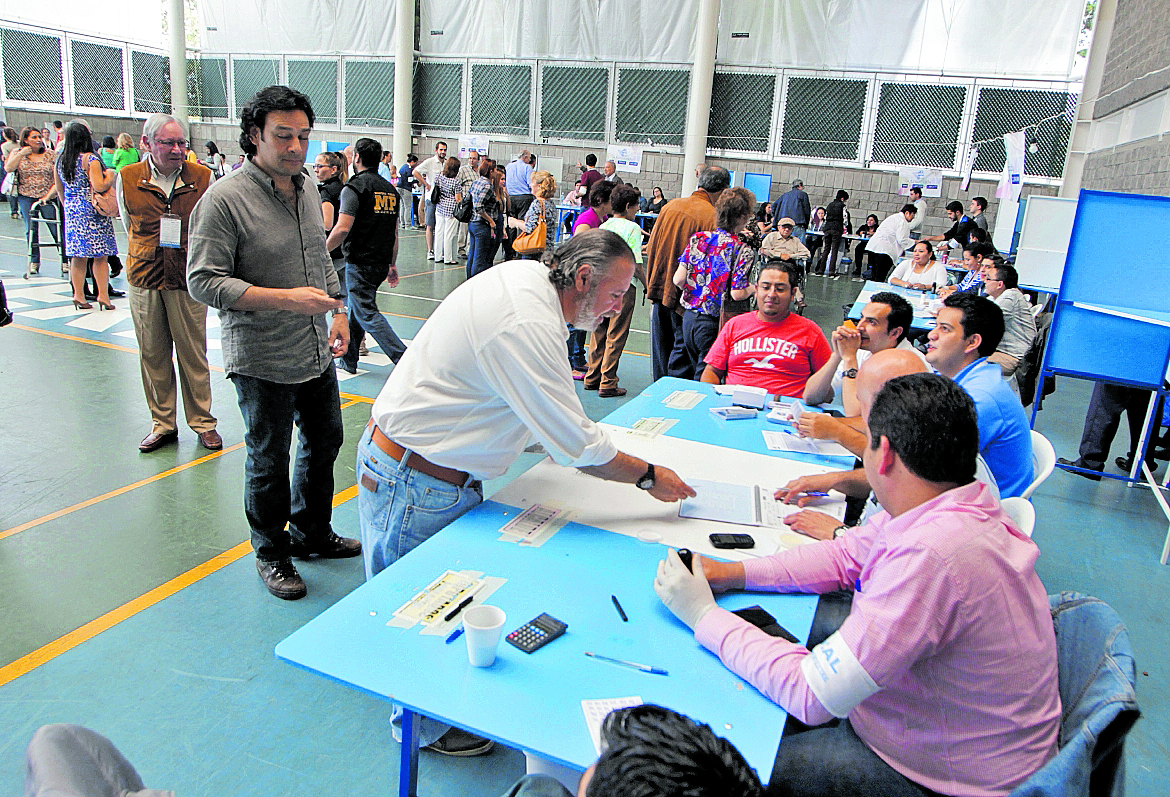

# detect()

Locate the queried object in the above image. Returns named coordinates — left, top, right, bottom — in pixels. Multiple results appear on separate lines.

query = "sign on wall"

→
left=459, top=135, right=490, bottom=158
left=607, top=145, right=643, bottom=173
left=897, top=167, right=942, bottom=197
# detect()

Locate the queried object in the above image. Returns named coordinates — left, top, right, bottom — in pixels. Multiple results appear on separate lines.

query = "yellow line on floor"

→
left=0, top=484, right=360, bottom=687
left=0, top=443, right=247, bottom=541
left=10, top=322, right=139, bottom=354
left=400, top=264, right=463, bottom=279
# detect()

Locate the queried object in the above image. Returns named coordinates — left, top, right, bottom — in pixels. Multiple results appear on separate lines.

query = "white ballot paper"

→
left=679, top=479, right=827, bottom=528
left=762, top=430, right=854, bottom=458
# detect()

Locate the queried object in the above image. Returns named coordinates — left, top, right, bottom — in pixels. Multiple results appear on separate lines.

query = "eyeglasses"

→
left=312, top=163, right=330, bottom=169
left=155, top=139, right=188, bottom=149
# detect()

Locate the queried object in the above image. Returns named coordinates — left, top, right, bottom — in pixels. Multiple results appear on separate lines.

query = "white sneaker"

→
left=427, top=251, right=434, bottom=260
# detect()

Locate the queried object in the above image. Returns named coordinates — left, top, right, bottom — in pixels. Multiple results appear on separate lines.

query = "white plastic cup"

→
left=463, top=605, right=507, bottom=667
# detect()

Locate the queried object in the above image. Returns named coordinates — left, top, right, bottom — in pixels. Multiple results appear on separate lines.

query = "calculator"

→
left=506, top=613, right=568, bottom=653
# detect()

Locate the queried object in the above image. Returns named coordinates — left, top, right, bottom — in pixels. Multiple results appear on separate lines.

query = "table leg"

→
left=399, top=708, right=420, bottom=797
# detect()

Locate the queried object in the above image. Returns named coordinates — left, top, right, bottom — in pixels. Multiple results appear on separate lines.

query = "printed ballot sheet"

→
left=679, top=479, right=813, bottom=528
left=489, top=424, right=848, bottom=560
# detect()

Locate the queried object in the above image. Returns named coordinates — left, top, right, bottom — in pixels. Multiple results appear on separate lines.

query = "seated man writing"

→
left=926, top=293, right=1034, bottom=497
left=759, top=216, right=812, bottom=262
left=803, top=291, right=921, bottom=416
left=654, top=372, right=1060, bottom=797
left=700, top=261, right=831, bottom=398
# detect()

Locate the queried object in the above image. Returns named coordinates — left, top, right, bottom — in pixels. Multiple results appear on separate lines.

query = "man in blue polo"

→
left=771, top=179, right=811, bottom=243
left=925, top=293, right=1033, bottom=497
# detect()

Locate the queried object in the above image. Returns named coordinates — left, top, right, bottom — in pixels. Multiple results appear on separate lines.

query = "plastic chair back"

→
left=1022, top=430, right=1057, bottom=500
left=1001, top=496, right=1036, bottom=538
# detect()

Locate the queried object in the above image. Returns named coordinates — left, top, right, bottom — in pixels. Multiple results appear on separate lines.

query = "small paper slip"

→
left=626, top=416, right=678, bottom=438
left=762, top=430, right=853, bottom=458
left=679, top=479, right=792, bottom=528
left=767, top=400, right=803, bottom=424
left=500, top=503, right=562, bottom=542
left=392, top=570, right=483, bottom=627
left=582, top=696, right=643, bottom=754
left=662, top=389, right=703, bottom=410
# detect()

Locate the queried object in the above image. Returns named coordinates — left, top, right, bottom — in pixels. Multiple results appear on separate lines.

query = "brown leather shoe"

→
left=256, top=558, right=307, bottom=600
left=288, top=531, right=362, bottom=559
left=598, top=387, right=627, bottom=398
left=198, top=430, right=224, bottom=451
left=138, top=430, right=179, bottom=453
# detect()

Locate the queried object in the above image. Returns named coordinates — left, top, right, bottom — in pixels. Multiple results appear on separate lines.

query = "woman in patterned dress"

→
left=53, top=121, right=117, bottom=310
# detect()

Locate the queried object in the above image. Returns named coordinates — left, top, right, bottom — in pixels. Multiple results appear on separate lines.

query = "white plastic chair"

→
left=1001, top=496, right=1036, bottom=538
left=1021, top=430, right=1057, bottom=500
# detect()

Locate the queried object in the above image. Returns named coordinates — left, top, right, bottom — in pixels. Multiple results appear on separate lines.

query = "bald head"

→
left=857, top=349, right=930, bottom=420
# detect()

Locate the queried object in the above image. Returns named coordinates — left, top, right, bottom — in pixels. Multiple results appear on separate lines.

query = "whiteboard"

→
left=1014, top=195, right=1077, bottom=293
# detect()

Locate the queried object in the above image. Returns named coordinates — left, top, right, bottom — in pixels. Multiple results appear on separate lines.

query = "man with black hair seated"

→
left=654, top=372, right=1059, bottom=797
left=921, top=200, right=976, bottom=253
left=502, top=705, right=763, bottom=797
left=926, top=293, right=1034, bottom=497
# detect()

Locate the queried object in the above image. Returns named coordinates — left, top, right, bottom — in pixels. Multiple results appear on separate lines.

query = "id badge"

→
left=159, top=213, right=182, bottom=248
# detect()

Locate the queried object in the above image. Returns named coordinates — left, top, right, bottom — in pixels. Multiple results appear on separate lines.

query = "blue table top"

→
left=276, top=500, right=816, bottom=776
left=845, top=280, right=938, bottom=331
left=603, top=377, right=854, bottom=467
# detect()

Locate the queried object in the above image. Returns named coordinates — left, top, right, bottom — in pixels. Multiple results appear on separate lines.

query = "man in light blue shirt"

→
left=925, top=293, right=1033, bottom=497
left=505, top=149, right=534, bottom=197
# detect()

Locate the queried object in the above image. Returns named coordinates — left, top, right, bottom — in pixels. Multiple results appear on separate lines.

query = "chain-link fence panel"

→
left=2, top=28, right=64, bottom=105
left=470, top=63, right=530, bottom=136
left=288, top=60, right=337, bottom=125
left=131, top=50, right=169, bottom=114
left=972, top=87, right=1075, bottom=179
left=189, top=57, right=229, bottom=119
left=615, top=68, right=687, bottom=147
left=540, top=65, right=607, bottom=141
left=233, top=58, right=279, bottom=117
left=708, top=72, right=774, bottom=152
left=413, top=61, right=462, bottom=130
left=344, top=60, right=394, bottom=127
left=780, top=76, right=867, bottom=161
left=72, top=40, right=124, bottom=110
left=872, top=82, right=966, bottom=168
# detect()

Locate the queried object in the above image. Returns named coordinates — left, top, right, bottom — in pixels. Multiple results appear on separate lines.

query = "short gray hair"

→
left=142, top=113, right=186, bottom=142
left=544, top=228, right=634, bottom=290
left=697, top=166, right=730, bottom=193
left=792, top=179, right=803, bottom=188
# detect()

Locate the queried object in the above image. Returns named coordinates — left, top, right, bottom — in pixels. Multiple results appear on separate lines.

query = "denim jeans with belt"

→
left=356, top=423, right=483, bottom=746
left=231, top=366, right=343, bottom=563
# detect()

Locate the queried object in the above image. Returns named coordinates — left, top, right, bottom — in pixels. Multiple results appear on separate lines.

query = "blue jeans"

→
left=467, top=219, right=498, bottom=278
left=18, top=195, right=59, bottom=265
left=341, top=261, right=407, bottom=370
left=567, top=328, right=587, bottom=370
left=357, top=423, right=483, bottom=744
left=650, top=302, right=693, bottom=381
left=231, top=367, right=344, bottom=562
left=794, top=224, right=808, bottom=245
left=769, top=719, right=942, bottom=796
left=681, top=310, right=719, bottom=380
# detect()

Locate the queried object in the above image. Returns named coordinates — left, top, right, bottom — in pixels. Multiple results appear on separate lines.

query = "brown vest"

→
left=120, top=159, right=212, bottom=290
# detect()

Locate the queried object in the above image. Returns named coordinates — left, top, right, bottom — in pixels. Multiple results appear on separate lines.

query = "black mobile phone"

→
left=677, top=548, right=693, bottom=572
left=710, top=533, right=755, bottom=549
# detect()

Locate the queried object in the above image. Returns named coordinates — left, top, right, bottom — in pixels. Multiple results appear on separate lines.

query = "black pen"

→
left=444, top=595, right=474, bottom=622
left=611, top=594, right=628, bottom=622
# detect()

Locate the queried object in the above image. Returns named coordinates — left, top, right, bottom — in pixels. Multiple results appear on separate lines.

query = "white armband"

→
left=799, top=630, right=881, bottom=718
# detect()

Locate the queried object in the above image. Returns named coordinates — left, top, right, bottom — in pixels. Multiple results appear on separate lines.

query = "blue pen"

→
left=445, top=627, right=465, bottom=644
left=585, top=651, right=668, bottom=676
left=805, top=490, right=830, bottom=497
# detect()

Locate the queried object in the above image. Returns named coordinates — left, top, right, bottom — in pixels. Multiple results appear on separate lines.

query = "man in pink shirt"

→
left=655, top=372, right=1059, bottom=797
left=701, top=261, right=831, bottom=398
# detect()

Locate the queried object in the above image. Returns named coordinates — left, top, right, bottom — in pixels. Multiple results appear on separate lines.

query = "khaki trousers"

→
left=128, top=283, right=216, bottom=435
left=584, top=285, right=637, bottom=390
left=987, top=350, right=1021, bottom=378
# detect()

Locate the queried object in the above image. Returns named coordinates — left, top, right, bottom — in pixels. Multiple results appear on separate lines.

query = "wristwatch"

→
left=842, top=367, right=858, bottom=379
left=635, top=463, right=656, bottom=490
left=330, top=305, right=348, bottom=316
left=832, top=524, right=848, bottom=539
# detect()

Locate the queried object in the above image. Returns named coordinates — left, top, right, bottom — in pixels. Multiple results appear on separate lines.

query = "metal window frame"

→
left=129, top=49, right=170, bottom=115
left=967, top=77, right=1078, bottom=179
left=286, top=54, right=342, bottom=128
left=227, top=55, right=282, bottom=121
left=867, top=73, right=973, bottom=172
left=537, top=60, right=612, bottom=145
left=704, top=64, right=779, bottom=159
left=613, top=61, right=691, bottom=150
left=340, top=54, right=396, bottom=131
left=190, top=55, right=232, bottom=123
left=775, top=68, right=873, bottom=167
left=466, top=58, right=534, bottom=140
left=413, top=55, right=466, bottom=135
left=0, top=23, right=68, bottom=111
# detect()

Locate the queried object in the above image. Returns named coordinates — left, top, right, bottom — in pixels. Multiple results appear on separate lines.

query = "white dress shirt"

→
left=371, top=259, right=618, bottom=480
left=865, top=212, right=914, bottom=261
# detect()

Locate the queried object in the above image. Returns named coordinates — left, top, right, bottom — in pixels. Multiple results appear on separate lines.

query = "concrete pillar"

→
left=168, top=0, right=189, bottom=124
left=393, top=0, right=413, bottom=166
left=681, top=0, right=720, bottom=195
left=1060, top=0, right=1117, bottom=197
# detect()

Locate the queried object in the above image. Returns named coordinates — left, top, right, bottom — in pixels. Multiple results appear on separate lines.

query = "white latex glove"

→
left=653, top=549, right=718, bottom=630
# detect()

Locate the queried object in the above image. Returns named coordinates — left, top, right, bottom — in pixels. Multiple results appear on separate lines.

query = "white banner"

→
left=199, top=0, right=398, bottom=55
left=607, top=145, right=643, bottom=174
left=898, top=168, right=942, bottom=198
left=458, top=136, right=490, bottom=158
left=997, top=131, right=1026, bottom=203
left=959, top=147, right=979, bottom=192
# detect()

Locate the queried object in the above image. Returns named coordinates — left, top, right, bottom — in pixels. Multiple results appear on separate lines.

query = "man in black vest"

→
left=327, top=137, right=407, bottom=373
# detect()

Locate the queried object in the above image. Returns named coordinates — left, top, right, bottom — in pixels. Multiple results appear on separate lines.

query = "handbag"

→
left=513, top=199, right=548, bottom=256
left=0, top=279, right=13, bottom=326
left=1, top=168, right=16, bottom=195
left=87, top=156, right=119, bottom=218
left=429, top=181, right=441, bottom=205
left=453, top=190, right=474, bottom=223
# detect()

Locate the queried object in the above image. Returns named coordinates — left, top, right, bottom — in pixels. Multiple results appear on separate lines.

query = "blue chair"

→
left=1009, top=592, right=1140, bottom=797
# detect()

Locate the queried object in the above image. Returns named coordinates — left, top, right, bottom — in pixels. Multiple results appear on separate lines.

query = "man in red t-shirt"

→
left=701, top=261, right=831, bottom=397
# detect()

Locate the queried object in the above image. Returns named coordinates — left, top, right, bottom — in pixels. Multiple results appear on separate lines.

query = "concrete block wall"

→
left=1082, top=133, right=1170, bottom=196
left=1095, top=0, right=1170, bottom=118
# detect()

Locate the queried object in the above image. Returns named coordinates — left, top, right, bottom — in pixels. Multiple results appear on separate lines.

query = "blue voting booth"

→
left=1031, top=190, right=1170, bottom=561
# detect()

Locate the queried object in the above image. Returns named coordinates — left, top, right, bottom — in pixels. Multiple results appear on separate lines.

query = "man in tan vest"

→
left=117, top=113, right=221, bottom=453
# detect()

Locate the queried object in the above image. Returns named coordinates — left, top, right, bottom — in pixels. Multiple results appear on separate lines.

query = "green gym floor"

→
left=0, top=213, right=1166, bottom=796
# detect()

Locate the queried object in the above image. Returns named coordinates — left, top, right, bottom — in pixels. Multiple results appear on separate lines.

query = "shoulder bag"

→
left=513, top=199, right=548, bottom=256
left=87, top=156, right=119, bottom=218
left=453, top=187, right=474, bottom=223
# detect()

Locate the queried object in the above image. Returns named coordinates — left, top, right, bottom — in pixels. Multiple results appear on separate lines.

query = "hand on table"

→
left=795, top=412, right=840, bottom=440
left=784, top=509, right=844, bottom=541
left=647, top=465, right=696, bottom=503
left=653, top=549, right=717, bottom=630
left=774, top=473, right=836, bottom=506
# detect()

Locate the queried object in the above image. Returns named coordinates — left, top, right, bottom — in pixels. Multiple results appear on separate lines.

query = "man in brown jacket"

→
left=117, top=113, right=220, bottom=453
left=644, top=166, right=729, bottom=380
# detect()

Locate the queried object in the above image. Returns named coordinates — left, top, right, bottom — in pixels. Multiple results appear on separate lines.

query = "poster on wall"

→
left=897, top=167, right=942, bottom=197
left=997, top=131, right=1025, bottom=203
left=959, top=147, right=978, bottom=192
left=607, top=145, right=643, bottom=173
left=458, top=135, right=490, bottom=158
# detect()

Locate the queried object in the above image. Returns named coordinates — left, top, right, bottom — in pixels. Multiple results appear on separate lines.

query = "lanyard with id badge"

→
left=159, top=212, right=182, bottom=248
